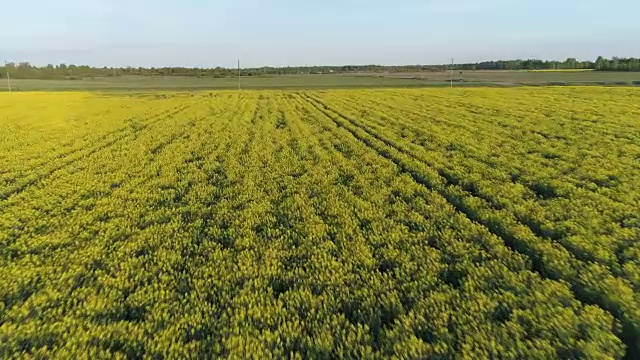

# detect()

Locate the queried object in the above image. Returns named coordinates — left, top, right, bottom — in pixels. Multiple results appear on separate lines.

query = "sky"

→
left=1, top=0, right=639, bottom=68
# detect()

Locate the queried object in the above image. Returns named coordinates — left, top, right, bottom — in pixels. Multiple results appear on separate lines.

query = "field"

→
left=528, top=69, right=595, bottom=72
left=1, top=87, right=640, bottom=359
left=2, top=71, right=640, bottom=92
left=0, top=75, right=428, bottom=92
left=352, top=70, right=640, bottom=86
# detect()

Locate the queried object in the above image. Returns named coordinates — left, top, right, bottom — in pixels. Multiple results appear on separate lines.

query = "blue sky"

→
left=1, top=0, right=639, bottom=67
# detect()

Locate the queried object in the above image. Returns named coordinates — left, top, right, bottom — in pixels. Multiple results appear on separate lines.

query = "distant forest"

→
left=1, top=56, right=639, bottom=79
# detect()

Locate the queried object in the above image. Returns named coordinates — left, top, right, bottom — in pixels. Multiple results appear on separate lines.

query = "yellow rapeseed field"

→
left=1, top=87, right=639, bottom=359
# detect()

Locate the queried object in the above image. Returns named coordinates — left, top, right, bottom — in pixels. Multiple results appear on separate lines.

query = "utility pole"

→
left=450, top=58, right=454, bottom=88
left=238, top=60, right=241, bottom=91
left=5, top=61, right=11, bottom=92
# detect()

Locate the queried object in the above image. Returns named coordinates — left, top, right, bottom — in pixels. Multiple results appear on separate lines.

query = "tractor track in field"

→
left=7, top=106, right=188, bottom=176
left=301, top=93, right=632, bottom=279
left=0, top=105, right=193, bottom=203
left=0, top=105, right=221, bottom=255
left=297, top=92, right=640, bottom=358
left=330, top=93, right=640, bottom=211
left=311, top=93, right=638, bottom=279
left=0, top=105, right=243, bottom=314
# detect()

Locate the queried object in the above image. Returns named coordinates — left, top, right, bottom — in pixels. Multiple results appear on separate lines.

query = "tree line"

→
left=450, top=56, right=640, bottom=71
left=1, top=56, right=638, bottom=79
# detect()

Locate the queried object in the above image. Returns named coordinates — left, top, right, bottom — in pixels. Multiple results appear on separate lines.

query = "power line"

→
left=238, top=60, right=241, bottom=91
